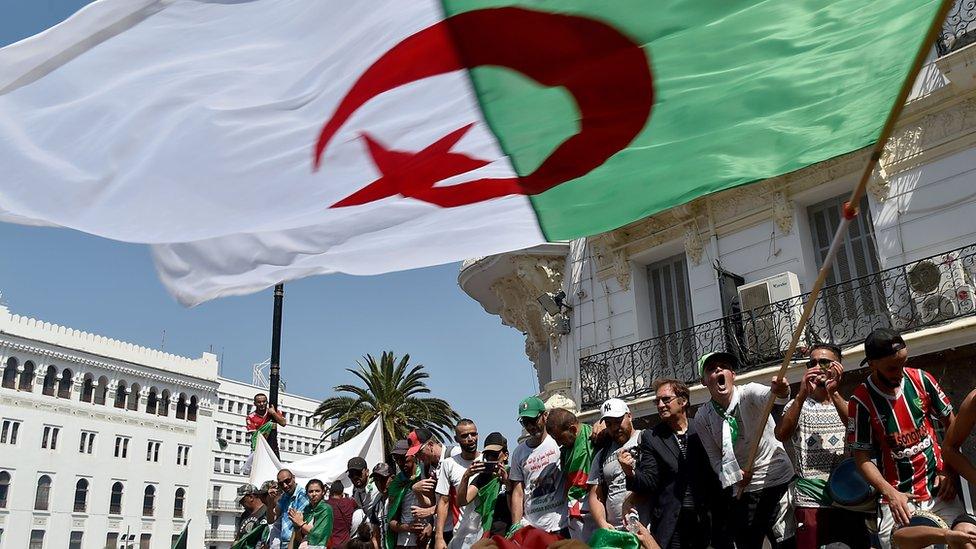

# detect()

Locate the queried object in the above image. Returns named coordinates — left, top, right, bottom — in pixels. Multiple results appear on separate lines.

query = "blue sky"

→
left=0, top=0, right=533, bottom=446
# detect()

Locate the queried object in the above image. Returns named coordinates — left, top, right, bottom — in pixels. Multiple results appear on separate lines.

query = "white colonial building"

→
left=0, top=303, right=329, bottom=549
left=207, top=378, right=326, bottom=549
left=460, top=18, right=976, bottom=426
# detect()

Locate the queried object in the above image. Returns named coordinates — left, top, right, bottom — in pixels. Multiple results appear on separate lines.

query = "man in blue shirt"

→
left=276, top=468, right=310, bottom=547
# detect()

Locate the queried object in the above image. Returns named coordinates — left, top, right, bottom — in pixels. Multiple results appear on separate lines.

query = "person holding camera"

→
left=456, top=432, right=511, bottom=545
left=586, top=398, right=643, bottom=532
left=623, top=379, right=722, bottom=549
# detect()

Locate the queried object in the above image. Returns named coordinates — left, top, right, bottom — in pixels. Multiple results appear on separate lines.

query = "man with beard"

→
left=368, top=463, right=395, bottom=549
left=236, top=483, right=270, bottom=544
left=586, top=399, right=642, bottom=532
left=849, top=329, right=962, bottom=549
left=347, top=457, right=379, bottom=516
left=408, top=428, right=459, bottom=545
left=546, top=408, right=595, bottom=540
left=391, top=439, right=432, bottom=549
left=511, top=396, right=568, bottom=537
left=774, top=343, right=869, bottom=548
left=694, top=351, right=795, bottom=549
left=434, top=419, right=481, bottom=549
left=247, top=393, right=287, bottom=455
left=625, top=379, right=720, bottom=549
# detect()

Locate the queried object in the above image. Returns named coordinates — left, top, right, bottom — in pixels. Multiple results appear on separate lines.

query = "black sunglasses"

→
left=807, top=358, right=833, bottom=369
left=519, top=416, right=538, bottom=426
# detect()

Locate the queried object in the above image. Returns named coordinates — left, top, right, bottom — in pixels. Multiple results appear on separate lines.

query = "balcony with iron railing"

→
left=938, top=0, right=976, bottom=56
left=579, top=243, right=976, bottom=410
left=207, top=498, right=241, bottom=511
left=204, top=529, right=237, bottom=541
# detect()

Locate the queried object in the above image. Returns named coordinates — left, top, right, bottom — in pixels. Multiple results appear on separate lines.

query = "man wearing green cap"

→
left=510, top=396, right=568, bottom=537
left=693, top=351, right=794, bottom=549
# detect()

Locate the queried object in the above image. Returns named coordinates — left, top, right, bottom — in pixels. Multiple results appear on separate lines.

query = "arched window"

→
left=128, top=383, right=141, bottom=411
left=0, top=471, right=10, bottom=508
left=114, top=381, right=128, bottom=409
left=142, top=485, right=155, bottom=517
left=1, top=357, right=17, bottom=389
left=159, top=390, right=170, bottom=416
left=57, top=369, right=73, bottom=399
left=187, top=396, right=198, bottom=422
left=34, top=475, right=51, bottom=510
left=42, top=366, right=57, bottom=396
left=146, top=388, right=158, bottom=415
left=175, top=394, right=186, bottom=420
left=94, top=376, right=109, bottom=405
left=80, top=374, right=95, bottom=403
left=109, top=481, right=124, bottom=515
left=19, top=361, right=35, bottom=392
left=74, top=478, right=89, bottom=513
left=173, top=487, right=185, bottom=518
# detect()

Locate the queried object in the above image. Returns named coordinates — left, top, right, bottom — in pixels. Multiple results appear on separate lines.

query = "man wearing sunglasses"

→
left=347, top=457, right=378, bottom=516
left=775, top=343, right=868, bottom=548
left=275, top=468, right=309, bottom=548
left=510, top=396, right=568, bottom=537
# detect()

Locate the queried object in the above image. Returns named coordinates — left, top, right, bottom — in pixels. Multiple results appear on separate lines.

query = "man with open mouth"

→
left=693, top=351, right=795, bottom=549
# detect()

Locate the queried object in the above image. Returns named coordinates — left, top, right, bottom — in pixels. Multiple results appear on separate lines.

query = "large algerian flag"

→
left=0, top=0, right=942, bottom=305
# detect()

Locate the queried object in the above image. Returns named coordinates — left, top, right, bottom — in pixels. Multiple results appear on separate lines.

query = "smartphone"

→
left=483, top=461, right=498, bottom=476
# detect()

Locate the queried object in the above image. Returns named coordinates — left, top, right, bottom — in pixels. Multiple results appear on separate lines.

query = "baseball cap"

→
left=483, top=432, right=507, bottom=453
left=371, top=463, right=393, bottom=478
left=517, top=396, right=547, bottom=419
left=391, top=438, right=410, bottom=456
left=406, top=428, right=434, bottom=457
left=347, top=457, right=368, bottom=471
left=697, top=351, right=739, bottom=377
left=237, top=483, right=261, bottom=501
left=861, top=328, right=906, bottom=366
left=600, top=398, right=630, bottom=419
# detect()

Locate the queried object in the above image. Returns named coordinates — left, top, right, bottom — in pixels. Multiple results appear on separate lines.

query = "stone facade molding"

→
left=489, top=255, right=565, bottom=363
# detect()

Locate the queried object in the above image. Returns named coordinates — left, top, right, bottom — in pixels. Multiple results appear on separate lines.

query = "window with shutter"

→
left=646, top=254, right=695, bottom=376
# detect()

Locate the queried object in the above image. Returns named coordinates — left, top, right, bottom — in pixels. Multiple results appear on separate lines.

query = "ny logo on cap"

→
left=603, top=402, right=613, bottom=412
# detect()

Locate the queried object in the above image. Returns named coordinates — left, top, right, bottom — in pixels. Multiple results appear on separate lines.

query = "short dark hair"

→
left=456, top=418, right=475, bottom=429
left=254, top=393, right=267, bottom=402
left=653, top=378, right=690, bottom=410
left=306, top=478, right=325, bottom=491
left=810, top=343, right=843, bottom=361
left=545, top=407, right=578, bottom=432
left=329, top=480, right=344, bottom=495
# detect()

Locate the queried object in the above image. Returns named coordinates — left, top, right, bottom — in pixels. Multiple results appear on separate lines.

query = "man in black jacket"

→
left=622, top=378, right=724, bottom=549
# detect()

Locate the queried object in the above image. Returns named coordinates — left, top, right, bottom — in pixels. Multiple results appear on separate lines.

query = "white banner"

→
left=249, top=418, right=385, bottom=489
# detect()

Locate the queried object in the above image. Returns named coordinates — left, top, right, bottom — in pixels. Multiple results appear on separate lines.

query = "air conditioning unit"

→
left=737, top=272, right=805, bottom=357
left=907, top=253, right=975, bottom=324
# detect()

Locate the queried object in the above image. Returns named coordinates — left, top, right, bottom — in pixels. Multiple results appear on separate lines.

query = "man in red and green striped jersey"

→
left=849, top=328, right=962, bottom=549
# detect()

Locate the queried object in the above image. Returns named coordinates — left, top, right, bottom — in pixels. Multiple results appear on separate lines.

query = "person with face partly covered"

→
left=693, top=351, right=795, bottom=549
left=546, top=408, right=595, bottom=541
left=849, top=328, right=963, bottom=549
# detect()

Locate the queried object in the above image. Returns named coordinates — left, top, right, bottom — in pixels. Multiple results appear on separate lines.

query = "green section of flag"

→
left=171, top=522, right=189, bottom=549
left=442, top=0, right=941, bottom=239
left=231, top=524, right=269, bottom=549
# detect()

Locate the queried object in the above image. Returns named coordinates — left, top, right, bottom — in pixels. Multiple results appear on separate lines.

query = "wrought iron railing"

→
left=204, top=529, right=237, bottom=541
left=938, top=0, right=976, bottom=56
left=206, top=498, right=241, bottom=511
left=579, top=243, right=976, bottom=409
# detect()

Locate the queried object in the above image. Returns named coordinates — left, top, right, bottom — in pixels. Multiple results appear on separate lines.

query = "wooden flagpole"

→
left=736, top=0, right=955, bottom=498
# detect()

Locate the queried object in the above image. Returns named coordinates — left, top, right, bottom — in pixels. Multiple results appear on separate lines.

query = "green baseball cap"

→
left=517, top=396, right=546, bottom=419
left=697, top=351, right=739, bottom=378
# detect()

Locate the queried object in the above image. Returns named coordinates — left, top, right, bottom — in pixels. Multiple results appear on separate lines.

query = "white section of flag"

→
left=0, top=0, right=545, bottom=303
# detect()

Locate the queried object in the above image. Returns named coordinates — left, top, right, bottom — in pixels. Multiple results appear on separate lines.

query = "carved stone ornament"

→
left=683, top=226, right=704, bottom=266
left=590, top=231, right=631, bottom=290
left=867, top=165, right=890, bottom=202
left=489, top=255, right=566, bottom=364
left=771, top=191, right=794, bottom=234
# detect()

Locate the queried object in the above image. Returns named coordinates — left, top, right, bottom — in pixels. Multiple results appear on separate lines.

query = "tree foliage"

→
left=313, top=352, right=459, bottom=455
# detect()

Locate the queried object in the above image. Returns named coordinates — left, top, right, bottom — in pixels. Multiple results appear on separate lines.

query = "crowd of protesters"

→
left=233, top=328, right=976, bottom=549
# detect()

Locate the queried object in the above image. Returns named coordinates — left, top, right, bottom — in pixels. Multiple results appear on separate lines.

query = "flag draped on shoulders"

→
left=385, top=468, right=420, bottom=549
left=230, top=524, right=269, bottom=549
left=0, top=0, right=945, bottom=304
left=476, top=476, right=502, bottom=533
left=562, top=423, right=593, bottom=519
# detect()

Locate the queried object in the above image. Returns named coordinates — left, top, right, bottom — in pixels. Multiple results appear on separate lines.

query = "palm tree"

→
left=313, top=352, right=459, bottom=455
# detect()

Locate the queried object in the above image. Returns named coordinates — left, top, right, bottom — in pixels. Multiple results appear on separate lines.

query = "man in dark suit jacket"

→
left=621, top=378, right=727, bottom=549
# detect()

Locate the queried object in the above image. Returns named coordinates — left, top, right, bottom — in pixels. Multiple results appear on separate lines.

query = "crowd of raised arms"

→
left=234, top=328, right=976, bottom=549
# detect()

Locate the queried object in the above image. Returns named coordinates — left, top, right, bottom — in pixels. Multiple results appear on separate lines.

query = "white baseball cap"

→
left=600, top=398, right=630, bottom=419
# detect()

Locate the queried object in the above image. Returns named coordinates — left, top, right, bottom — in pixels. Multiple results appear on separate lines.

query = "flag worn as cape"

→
left=385, top=467, right=421, bottom=549
left=0, top=0, right=944, bottom=305
left=476, top=476, right=502, bottom=533
left=562, top=423, right=593, bottom=519
left=230, top=523, right=269, bottom=549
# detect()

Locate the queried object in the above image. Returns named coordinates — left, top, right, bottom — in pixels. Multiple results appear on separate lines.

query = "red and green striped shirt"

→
left=848, top=368, right=953, bottom=500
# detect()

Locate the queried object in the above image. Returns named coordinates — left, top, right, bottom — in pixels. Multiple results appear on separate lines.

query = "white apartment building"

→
left=461, top=21, right=976, bottom=425
left=0, top=302, right=329, bottom=549
left=207, top=378, right=327, bottom=549
left=0, top=303, right=218, bottom=549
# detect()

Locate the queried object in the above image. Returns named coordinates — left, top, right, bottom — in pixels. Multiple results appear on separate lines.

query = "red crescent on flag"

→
left=313, top=7, right=653, bottom=208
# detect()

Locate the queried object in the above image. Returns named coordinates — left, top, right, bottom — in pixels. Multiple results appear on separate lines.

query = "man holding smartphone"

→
left=587, top=398, right=642, bottom=531
left=457, top=432, right=511, bottom=545
left=434, top=419, right=480, bottom=549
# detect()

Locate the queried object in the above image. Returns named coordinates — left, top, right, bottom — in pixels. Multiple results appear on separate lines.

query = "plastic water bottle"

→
left=625, top=509, right=641, bottom=534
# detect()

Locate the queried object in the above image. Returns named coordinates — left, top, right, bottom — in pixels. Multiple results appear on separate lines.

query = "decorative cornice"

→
left=0, top=338, right=217, bottom=394
left=0, top=392, right=199, bottom=435
left=771, top=191, right=794, bottom=234
left=489, top=256, right=565, bottom=363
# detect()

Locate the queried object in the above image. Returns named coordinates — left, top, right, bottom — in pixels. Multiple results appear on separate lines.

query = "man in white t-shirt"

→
left=435, top=419, right=481, bottom=549
left=407, top=428, right=461, bottom=545
left=588, top=398, right=642, bottom=531
left=510, top=396, right=568, bottom=537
